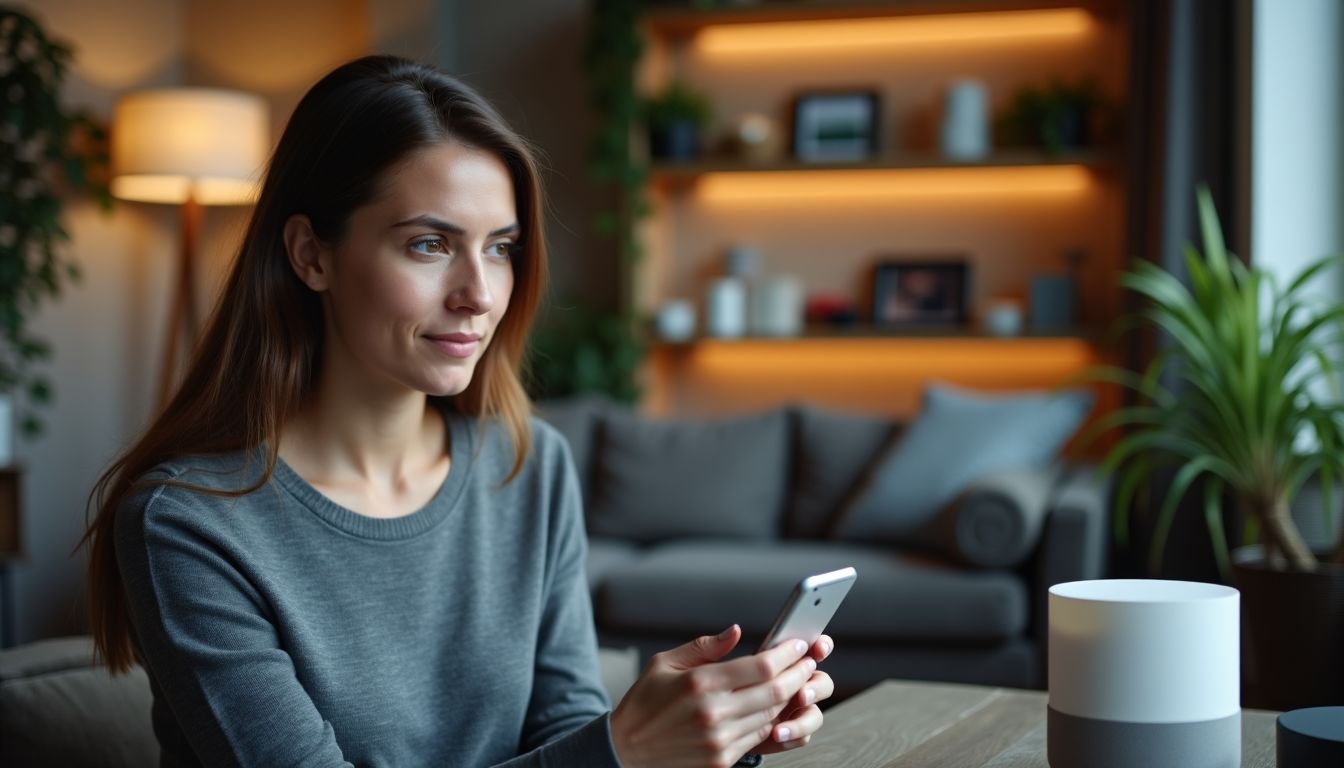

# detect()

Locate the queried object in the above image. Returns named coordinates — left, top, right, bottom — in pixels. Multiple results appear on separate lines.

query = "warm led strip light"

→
left=693, top=9, right=1096, bottom=56
left=686, top=338, right=1099, bottom=375
left=695, top=165, right=1094, bottom=203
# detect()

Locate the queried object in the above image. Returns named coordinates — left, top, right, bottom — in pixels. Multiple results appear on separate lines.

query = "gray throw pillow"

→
left=833, top=384, right=1091, bottom=548
left=588, top=409, right=789, bottom=543
left=788, top=406, right=899, bottom=539
left=934, top=467, right=1062, bottom=568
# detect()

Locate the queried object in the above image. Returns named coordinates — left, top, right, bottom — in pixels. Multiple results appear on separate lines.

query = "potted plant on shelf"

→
left=0, top=9, right=109, bottom=445
left=996, top=78, right=1103, bottom=156
left=1088, top=185, right=1344, bottom=709
left=642, top=79, right=712, bottom=163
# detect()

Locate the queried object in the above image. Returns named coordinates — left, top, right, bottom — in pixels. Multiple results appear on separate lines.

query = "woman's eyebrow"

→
left=390, top=214, right=519, bottom=238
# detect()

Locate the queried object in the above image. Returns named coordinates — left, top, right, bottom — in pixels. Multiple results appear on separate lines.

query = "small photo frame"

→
left=792, top=90, right=880, bottom=162
left=872, top=260, right=969, bottom=327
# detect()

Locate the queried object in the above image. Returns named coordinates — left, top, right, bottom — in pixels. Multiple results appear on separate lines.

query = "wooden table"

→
left=769, top=680, right=1279, bottom=768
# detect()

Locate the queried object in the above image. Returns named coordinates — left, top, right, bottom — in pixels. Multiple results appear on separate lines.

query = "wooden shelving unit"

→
left=631, top=1, right=1131, bottom=419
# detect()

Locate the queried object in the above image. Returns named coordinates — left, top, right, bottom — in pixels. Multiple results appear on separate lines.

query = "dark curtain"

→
left=1115, top=0, right=1250, bottom=581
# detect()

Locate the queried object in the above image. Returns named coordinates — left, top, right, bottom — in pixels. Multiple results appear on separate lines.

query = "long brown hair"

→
left=79, top=55, right=549, bottom=673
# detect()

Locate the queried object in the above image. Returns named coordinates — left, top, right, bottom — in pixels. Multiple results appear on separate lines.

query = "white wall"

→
left=8, top=0, right=600, bottom=645
left=10, top=0, right=183, bottom=643
left=1251, top=0, right=1344, bottom=286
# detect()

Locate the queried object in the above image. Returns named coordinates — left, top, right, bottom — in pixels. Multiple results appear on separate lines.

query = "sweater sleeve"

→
left=491, top=430, right=623, bottom=767
left=116, top=483, right=353, bottom=768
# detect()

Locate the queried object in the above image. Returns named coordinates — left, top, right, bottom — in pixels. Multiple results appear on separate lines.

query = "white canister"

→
left=940, top=79, right=990, bottom=161
left=748, top=275, right=804, bottom=337
left=705, top=278, right=747, bottom=338
left=1048, top=579, right=1241, bottom=768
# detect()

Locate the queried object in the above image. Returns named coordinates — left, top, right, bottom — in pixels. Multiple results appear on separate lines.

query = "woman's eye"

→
left=409, top=238, right=449, bottom=257
left=489, top=242, right=518, bottom=260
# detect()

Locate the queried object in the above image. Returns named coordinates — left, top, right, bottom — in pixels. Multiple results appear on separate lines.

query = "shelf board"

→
left=644, top=0, right=1121, bottom=39
left=649, top=149, right=1114, bottom=186
left=649, top=327, right=1102, bottom=351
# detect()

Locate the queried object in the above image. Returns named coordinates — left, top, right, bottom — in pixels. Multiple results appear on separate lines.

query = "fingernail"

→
left=821, top=640, right=832, bottom=657
left=805, top=658, right=817, bottom=672
left=804, top=687, right=816, bottom=705
left=777, top=726, right=792, bottom=742
left=793, top=639, right=807, bottom=655
left=717, top=625, right=736, bottom=640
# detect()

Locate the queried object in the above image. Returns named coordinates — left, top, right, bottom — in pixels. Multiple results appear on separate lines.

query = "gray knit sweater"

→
left=114, top=410, right=621, bottom=767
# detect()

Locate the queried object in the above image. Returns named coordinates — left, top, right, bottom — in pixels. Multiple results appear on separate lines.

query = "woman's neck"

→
left=279, top=352, right=447, bottom=493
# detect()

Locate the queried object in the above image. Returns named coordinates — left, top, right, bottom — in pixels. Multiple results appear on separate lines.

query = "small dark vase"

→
left=1234, top=546, right=1344, bottom=711
left=649, top=119, right=700, bottom=162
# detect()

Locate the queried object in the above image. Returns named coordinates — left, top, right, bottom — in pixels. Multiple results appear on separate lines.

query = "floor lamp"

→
left=110, top=88, right=268, bottom=408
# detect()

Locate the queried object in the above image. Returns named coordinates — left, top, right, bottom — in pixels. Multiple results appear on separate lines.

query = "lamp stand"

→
left=156, top=195, right=201, bottom=409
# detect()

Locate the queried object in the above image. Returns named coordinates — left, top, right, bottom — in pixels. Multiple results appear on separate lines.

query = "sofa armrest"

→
left=1029, top=463, right=1110, bottom=680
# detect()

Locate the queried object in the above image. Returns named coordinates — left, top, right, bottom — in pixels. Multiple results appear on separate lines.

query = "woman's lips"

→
left=425, top=333, right=481, bottom=359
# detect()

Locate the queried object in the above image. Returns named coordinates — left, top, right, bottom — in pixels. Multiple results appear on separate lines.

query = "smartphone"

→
left=756, top=566, right=857, bottom=652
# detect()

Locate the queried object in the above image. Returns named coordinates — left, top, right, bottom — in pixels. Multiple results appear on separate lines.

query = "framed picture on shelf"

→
left=792, top=90, right=880, bottom=162
left=872, top=259, right=969, bottom=328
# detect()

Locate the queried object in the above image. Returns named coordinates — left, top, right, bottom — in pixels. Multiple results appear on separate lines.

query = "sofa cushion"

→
left=0, top=636, right=157, bottom=768
left=833, top=384, right=1091, bottom=552
left=934, top=466, right=1061, bottom=568
left=587, top=409, right=789, bottom=544
left=535, top=395, right=620, bottom=503
left=586, top=536, right=642, bottom=593
left=593, top=541, right=1028, bottom=642
left=789, top=405, right=899, bottom=539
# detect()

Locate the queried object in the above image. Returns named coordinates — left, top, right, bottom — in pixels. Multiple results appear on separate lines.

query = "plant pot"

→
left=649, top=119, right=700, bottom=162
left=1233, top=546, right=1344, bottom=710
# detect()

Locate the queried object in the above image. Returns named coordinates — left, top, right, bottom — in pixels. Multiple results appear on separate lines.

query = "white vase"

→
left=941, top=79, right=990, bottom=161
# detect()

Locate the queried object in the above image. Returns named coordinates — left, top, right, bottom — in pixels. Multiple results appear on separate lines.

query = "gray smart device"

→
left=757, top=566, right=857, bottom=652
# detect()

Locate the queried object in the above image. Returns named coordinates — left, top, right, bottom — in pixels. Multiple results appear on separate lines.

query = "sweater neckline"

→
left=272, top=408, right=473, bottom=541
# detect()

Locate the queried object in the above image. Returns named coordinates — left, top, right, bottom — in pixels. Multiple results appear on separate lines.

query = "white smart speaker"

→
left=1048, top=579, right=1241, bottom=768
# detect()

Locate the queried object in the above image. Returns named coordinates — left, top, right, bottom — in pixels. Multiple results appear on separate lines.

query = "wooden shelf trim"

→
left=649, top=150, right=1115, bottom=185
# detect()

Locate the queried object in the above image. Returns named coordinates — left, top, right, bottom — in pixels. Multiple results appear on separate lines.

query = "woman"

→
left=79, top=55, right=834, bottom=767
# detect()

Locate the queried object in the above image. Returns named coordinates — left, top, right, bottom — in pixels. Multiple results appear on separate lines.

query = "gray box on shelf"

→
left=1029, top=274, right=1076, bottom=331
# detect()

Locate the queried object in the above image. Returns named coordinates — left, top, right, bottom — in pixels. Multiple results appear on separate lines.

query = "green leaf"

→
left=1150, top=457, right=1222, bottom=573
left=1202, top=476, right=1232, bottom=581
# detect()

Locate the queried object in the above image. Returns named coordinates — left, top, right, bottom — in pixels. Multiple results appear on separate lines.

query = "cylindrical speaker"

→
left=1048, top=579, right=1241, bottom=767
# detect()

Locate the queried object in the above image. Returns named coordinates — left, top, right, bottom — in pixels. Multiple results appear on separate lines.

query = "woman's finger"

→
left=791, top=670, right=834, bottom=710
left=718, top=654, right=816, bottom=720
left=809, top=634, right=834, bottom=662
left=748, top=705, right=824, bottom=755
left=686, top=638, right=810, bottom=693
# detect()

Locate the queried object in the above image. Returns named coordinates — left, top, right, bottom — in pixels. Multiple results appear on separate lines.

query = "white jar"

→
left=749, top=275, right=804, bottom=337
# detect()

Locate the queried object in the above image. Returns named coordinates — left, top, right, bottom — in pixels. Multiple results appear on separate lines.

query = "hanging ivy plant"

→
left=0, top=9, right=110, bottom=437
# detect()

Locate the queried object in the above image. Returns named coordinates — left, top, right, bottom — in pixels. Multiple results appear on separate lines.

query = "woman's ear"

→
left=283, top=214, right=332, bottom=291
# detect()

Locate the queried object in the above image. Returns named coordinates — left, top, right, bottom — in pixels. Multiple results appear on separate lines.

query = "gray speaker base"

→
left=1047, top=706, right=1240, bottom=768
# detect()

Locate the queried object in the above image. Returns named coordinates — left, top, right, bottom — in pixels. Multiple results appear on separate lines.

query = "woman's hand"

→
left=610, top=625, right=835, bottom=768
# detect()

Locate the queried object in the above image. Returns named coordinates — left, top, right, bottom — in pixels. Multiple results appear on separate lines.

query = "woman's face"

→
left=316, top=142, right=518, bottom=397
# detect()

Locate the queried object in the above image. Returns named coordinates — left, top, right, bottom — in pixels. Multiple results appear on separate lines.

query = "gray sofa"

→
left=540, top=392, right=1109, bottom=698
left=0, top=636, right=639, bottom=767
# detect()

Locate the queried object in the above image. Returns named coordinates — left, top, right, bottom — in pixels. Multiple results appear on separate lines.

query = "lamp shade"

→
left=111, top=88, right=268, bottom=205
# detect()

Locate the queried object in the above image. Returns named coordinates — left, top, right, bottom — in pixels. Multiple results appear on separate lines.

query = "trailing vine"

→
left=0, top=8, right=110, bottom=436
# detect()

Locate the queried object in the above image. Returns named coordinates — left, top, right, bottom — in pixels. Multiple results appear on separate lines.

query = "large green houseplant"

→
left=1092, top=186, right=1344, bottom=708
left=0, top=9, right=107, bottom=436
